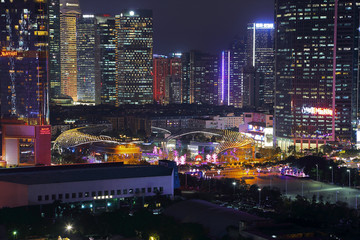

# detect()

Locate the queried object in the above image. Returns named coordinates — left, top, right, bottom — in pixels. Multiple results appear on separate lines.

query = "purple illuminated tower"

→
left=219, top=37, right=246, bottom=108
left=220, top=50, right=231, bottom=106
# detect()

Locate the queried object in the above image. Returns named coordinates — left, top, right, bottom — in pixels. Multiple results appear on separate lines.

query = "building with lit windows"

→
left=0, top=0, right=51, bottom=166
left=153, top=55, right=169, bottom=104
left=165, top=56, right=182, bottom=104
left=60, top=0, right=81, bottom=102
left=274, top=0, right=360, bottom=150
left=0, top=0, right=49, bottom=125
left=219, top=46, right=245, bottom=108
left=182, top=51, right=219, bottom=105
left=245, top=23, right=274, bottom=110
left=77, top=14, right=101, bottom=105
left=49, top=0, right=61, bottom=99
left=153, top=54, right=182, bottom=105
left=115, top=10, right=153, bottom=105
left=96, top=15, right=117, bottom=105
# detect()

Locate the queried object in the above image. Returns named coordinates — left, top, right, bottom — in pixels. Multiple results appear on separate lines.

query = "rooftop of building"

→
left=0, top=163, right=172, bottom=185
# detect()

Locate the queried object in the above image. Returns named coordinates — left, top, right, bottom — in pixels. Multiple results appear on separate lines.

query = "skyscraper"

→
left=49, top=0, right=61, bottom=99
left=153, top=55, right=169, bottom=104
left=245, top=23, right=274, bottom=110
left=228, top=37, right=247, bottom=108
left=274, top=0, right=360, bottom=150
left=60, top=0, right=81, bottom=102
left=115, top=10, right=153, bottom=105
left=77, top=14, right=101, bottom=105
left=219, top=48, right=245, bottom=108
left=182, top=51, right=219, bottom=105
left=219, top=50, right=231, bottom=106
left=0, top=0, right=49, bottom=125
left=0, top=0, right=51, bottom=166
left=166, top=55, right=182, bottom=104
left=96, top=15, right=117, bottom=105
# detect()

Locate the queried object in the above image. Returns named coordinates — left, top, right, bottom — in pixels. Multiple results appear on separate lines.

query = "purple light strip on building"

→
left=332, top=0, right=338, bottom=141
left=228, top=51, right=230, bottom=106
left=221, top=51, right=225, bottom=102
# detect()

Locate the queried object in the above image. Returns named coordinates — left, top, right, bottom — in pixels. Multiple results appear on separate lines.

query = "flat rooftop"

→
left=0, top=163, right=173, bottom=185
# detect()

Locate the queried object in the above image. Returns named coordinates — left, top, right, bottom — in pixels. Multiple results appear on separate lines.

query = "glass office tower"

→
left=115, top=10, right=153, bottom=105
left=0, top=0, right=49, bottom=125
left=274, top=0, right=360, bottom=150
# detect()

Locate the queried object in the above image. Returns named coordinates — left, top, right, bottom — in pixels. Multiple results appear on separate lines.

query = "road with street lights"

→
left=245, top=174, right=360, bottom=208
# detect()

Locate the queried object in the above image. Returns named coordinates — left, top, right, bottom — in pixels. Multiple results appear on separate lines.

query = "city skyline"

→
left=79, top=0, right=274, bottom=54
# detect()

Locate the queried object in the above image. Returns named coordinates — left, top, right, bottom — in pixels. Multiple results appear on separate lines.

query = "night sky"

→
left=79, top=0, right=274, bottom=55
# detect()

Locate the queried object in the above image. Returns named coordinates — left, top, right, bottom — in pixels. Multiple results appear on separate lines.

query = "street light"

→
left=66, top=224, right=73, bottom=232
left=347, top=169, right=351, bottom=188
left=232, top=181, right=236, bottom=195
left=329, top=166, right=334, bottom=184
left=258, top=188, right=261, bottom=207
left=12, top=231, right=17, bottom=239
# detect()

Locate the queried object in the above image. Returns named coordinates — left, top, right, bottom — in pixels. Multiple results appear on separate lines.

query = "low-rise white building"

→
left=190, top=114, right=243, bottom=130
left=0, top=163, right=174, bottom=208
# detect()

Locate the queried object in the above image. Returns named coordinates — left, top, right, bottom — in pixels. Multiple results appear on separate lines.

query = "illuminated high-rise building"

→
left=0, top=0, right=49, bottom=125
left=245, top=23, right=274, bottom=110
left=166, top=55, right=182, bottom=104
left=60, top=0, right=81, bottom=102
left=182, top=51, right=219, bottom=105
left=274, top=0, right=360, bottom=150
left=49, top=0, right=61, bottom=99
left=218, top=37, right=247, bottom=108
left=153, top=55, right=169, bottom=104
left=115, top=10, right=153, bottom=105
left=77, top=14, right=101, bottom=105
left=96, top=15, right=117, bottom=105
left=0, top=0, right=51, bottom=166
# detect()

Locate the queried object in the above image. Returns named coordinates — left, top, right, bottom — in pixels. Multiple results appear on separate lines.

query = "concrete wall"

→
left=0, top=182, right=28, bottom=208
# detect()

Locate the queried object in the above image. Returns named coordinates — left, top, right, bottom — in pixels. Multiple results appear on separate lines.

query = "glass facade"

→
left=274, top=0, right=359, bottom=143
left=60, top=0, right=81, bottom=102
left=181, top=51, right=219, bottom=105
left=49, top=0, right=61, bottom=99
left=96, top=15, right=117, bottom=105
left=77, top=15, right=101, bottom=104
left=0, top=0, right=49, bottom=125
left=115, top=10, right=153, bottom=105
left=153, top=55, right=169, bottom=104
left=246, top=23, right=274, bottom=110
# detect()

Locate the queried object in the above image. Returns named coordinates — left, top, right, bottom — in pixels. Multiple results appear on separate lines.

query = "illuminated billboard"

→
left=255, top=23, right=274, bottom=29
left=302, top=107, right=334, bottom=116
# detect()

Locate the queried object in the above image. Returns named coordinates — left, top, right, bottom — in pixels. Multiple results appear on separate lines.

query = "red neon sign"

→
left=39, top=127, right=51, bottom=135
